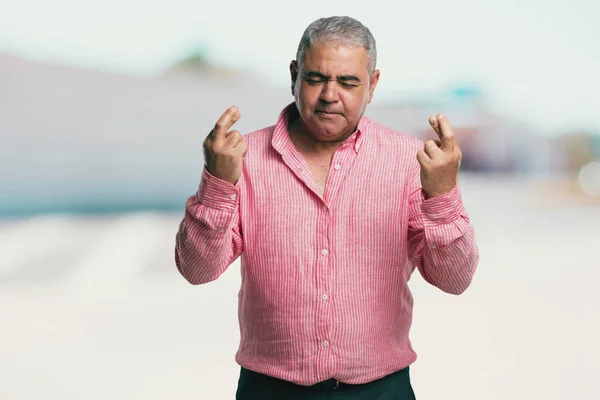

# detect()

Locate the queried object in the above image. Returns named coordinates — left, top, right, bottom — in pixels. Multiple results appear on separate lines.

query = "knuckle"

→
left=203, top=142, right=215, bottom=153
left=425, top=140, right=439, bottom=150
left=213, top=144, right=227, bottom=155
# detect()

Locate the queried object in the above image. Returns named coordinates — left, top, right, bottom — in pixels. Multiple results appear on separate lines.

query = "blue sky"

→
left=1, top=0, right=599, bottom=134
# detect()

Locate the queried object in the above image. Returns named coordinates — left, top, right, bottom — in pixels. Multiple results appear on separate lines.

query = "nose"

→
left=320, top=81, right=339, bottom=103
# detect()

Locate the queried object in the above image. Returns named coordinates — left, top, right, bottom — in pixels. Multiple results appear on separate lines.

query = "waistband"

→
left=241, top=366, right=410, bottom=392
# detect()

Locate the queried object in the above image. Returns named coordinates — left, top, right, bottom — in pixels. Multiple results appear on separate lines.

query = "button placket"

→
left=325, top=142, right=359, bottom=209
left=316, top=199, right=332, bottom=359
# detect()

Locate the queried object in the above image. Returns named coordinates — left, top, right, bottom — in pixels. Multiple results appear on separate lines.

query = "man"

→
left=175, top=15, right=479, bottom=399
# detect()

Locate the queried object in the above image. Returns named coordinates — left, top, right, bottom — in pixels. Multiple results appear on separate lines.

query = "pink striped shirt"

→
left=175, top=103, right=479, bottom=386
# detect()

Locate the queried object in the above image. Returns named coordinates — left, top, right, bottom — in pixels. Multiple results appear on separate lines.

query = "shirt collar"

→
left=272, top=102, right=368, bottom=155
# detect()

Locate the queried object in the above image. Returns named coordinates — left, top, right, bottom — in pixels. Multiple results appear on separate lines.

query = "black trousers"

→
left=235, top=366, right=416, bottom=400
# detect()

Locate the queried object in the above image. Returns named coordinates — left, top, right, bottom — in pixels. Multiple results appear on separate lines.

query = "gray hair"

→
left=295, top=16, right=377, bottom=78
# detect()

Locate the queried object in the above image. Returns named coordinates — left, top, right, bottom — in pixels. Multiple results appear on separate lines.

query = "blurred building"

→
left=367, top=85, right=558, bottom=175
left=0, top=53, right=290, bottom=217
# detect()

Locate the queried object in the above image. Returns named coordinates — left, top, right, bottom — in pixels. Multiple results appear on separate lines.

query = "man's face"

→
left=290, top=42, right=380, bottom=142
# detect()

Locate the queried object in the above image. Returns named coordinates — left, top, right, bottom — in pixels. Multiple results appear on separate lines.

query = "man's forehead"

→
left=302, top=42, right=369, bottom=74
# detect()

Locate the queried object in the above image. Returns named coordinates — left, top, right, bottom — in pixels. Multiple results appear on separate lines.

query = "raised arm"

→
left=407, top=114, right=479, bottom=294
left=175, top=106, right=248, bottom=284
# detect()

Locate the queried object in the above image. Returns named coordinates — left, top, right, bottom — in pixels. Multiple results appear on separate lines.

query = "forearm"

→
left=418, top=215, right=479, bottom=294
left=408, top=184, right=479, bottom=294
left=174, top=168, right=243, bottom=285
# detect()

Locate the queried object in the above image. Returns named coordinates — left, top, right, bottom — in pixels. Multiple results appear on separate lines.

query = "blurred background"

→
left=1, top=0, right=599, bottom=399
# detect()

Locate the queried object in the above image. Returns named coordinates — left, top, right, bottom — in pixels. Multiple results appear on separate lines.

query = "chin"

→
left=309, top=121, right=346, bottom=140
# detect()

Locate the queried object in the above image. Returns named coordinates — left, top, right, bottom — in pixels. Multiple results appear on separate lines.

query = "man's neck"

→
left=287, top=111, right=356, bottom=155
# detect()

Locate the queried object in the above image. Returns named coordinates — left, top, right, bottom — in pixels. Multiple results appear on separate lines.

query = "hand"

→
left=203, top=106, right=248, bottom=185
left=416, top=114, right=462, bottom=198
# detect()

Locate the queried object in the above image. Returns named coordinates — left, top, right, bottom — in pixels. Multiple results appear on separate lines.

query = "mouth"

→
left=316, top=110, right=340, bottom=117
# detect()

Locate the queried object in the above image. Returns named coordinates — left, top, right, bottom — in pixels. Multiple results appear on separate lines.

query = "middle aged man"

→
left=175, top=15, right=479, bottom=400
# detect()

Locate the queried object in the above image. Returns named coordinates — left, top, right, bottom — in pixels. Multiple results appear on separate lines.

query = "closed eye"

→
left=305, top=78, right=324, bottom=85
left=305, top=79, right=358, bottom=88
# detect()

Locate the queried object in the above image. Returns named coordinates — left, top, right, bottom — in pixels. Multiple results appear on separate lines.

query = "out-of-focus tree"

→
left=165, top=46, right=237, bottom=78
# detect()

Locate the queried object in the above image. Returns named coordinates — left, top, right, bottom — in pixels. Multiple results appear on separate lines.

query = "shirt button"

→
left=322, top=340, right=329, bottom=347
left=229, top=194, right=237, bottom=200
left=333, top=164, right=341, bottom=170
left=321, top=249, right=329, bottom=256
left=322, top=206, right=327, bottom=211
left=321, top=294, right=328, bottom=301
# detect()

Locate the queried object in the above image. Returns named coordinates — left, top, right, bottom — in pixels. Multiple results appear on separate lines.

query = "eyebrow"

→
left=337, top=75, right=361, bottom=82
left=303, top=71, right=361, bottom=82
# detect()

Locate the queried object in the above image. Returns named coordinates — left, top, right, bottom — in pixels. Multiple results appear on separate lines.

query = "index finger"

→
left=434, top=114, right=455, bottom=150
left=212, top=106, right=240, bottom=139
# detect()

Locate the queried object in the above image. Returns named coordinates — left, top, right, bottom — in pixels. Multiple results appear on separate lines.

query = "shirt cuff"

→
left=421, top=184, right=465, bottom=226
left=195, top=167, right=240, bottom=212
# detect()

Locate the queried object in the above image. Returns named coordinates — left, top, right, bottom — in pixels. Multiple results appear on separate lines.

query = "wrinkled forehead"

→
left=300, top=41, right=370, bottom=76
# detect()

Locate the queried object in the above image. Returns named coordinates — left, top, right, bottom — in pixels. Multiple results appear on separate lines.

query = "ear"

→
left=290, top=60, right=299, bottom=96
left=367, top=69, right=380, bottom=104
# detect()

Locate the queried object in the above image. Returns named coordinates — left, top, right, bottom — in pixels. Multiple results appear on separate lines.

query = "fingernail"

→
left=430, top=118, right=437, bottom=126
left=232, top=106, right=238, bottom=112
left=437, top=114, right=444, bottom=120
